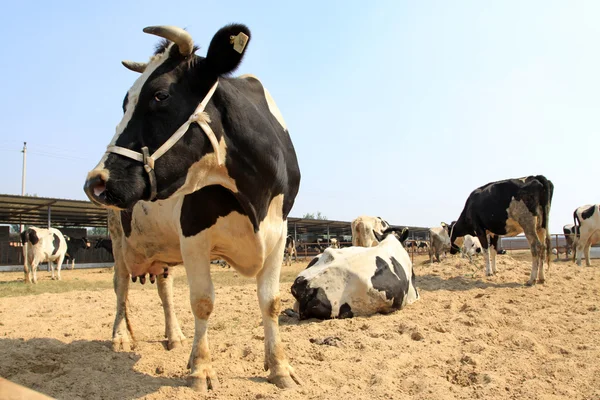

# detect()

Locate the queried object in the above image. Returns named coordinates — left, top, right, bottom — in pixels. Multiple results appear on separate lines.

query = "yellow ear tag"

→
left=230, top=32, right=249, bottom=54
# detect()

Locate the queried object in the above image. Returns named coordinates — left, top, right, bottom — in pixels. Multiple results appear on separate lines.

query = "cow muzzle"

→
left=84, top=170, right=109, bottom=206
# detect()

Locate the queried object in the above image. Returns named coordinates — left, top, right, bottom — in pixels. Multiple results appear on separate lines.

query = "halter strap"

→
left=105, top=80, right=222, bottom=201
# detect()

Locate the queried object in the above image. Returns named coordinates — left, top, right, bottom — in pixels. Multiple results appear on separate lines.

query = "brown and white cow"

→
left=573, top=204, right=600, bottom=266
left=428, top=223, right=453, bottom=263
left=351, top=216, right=390, bottom=247
left=83, top=24, right=301, bottom=391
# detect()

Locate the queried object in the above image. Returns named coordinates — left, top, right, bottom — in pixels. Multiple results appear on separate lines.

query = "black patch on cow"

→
left=338, top=303, right=353, bottom=319
left=121, top=210, right=133, bottom=237
left=52, top=234, right=60, bottom=255
left=582, top=205, right=596, bottom=220
left=122, top=93, right=129, bottom=113
left=306, top=256, right=320, bottom=269
left=180, top=185, right=246, bottom=237
left=26, top=229, right=39, bottom=245
left=371, top=256, right=405, bottom=309
left=291, top=276, right=332, bottom=320
left=390, top=257, right=410, bottom=306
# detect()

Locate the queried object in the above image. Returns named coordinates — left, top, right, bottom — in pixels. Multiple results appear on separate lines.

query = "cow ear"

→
left=205, top=24, right=251, bottom=76
left=440, top=222, right=447, bottom=228
left=373, top=230, right=384, bottom=243
left=399, top=228, right=409, bottom=243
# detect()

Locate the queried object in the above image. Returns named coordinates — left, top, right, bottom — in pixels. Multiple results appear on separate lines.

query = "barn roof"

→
left=0, top=194, right=430, bottom=234
left=0, top=194, right=108, bottom=228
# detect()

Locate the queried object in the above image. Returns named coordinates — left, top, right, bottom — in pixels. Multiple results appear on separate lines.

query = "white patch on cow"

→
left=574, top=204, right=600, bottom=266
left=240, top=74, right=287, bottom=130
left=90, top=46, right=174, bottom=174
left=295, top=235, right=418, bottom=318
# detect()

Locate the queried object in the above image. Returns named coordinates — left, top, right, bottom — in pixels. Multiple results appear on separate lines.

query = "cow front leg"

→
left=157, top=271, right=186, bottom=350
left=31, top=260, right=40, bottom=284
left=23, top=259, right=31, bottom=284
left=112, top=258, right=135, bottom=351
left=183, top=253, right=218, bottom=393
left=257, top=232, right=301, bottom=389
left=489, top=235, right=499, bottom=275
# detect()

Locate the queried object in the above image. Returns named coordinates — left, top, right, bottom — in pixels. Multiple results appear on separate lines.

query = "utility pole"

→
left=20, top=142, right=27, bottom=233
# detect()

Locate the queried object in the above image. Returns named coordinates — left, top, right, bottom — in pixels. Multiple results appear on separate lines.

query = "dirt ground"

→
left=0, top=251, right=598, bottom=400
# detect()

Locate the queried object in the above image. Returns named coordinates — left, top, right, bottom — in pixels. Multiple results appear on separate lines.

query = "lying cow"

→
left=562, top=224, right=579, bottom=261
left=351, top=216, right=390, bottom=247
left=20, top=227, right=67, bottom=283
left=429, top=223, right=453, bottom=263
left=83, top=24, right=301, bottom=390
left=449, top=175, right=553, bottom=285
left=461, top=235, right=482, bottom=262
left=284, top=235, right=297, bottom=266
left=417, top=241, right=429, bottom=253
left=329, top=238, right=339, bottom=249
left=291, top=227, right=419, bottom=319
left=64, top=236, right=91, bottom=269
left=573, top=204, right=600, bottom=266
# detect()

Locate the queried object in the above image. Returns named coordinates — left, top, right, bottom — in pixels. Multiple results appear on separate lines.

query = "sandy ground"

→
left=0, top=252, right=599, bottom=400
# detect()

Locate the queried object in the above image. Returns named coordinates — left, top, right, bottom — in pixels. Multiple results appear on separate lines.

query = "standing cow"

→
left=429, top=222, right=453, bottom=263
left=449, top=175, right=553, bottom=285
left=351, top=216, right=390, bottom=247
left=83, top=24, right=301, bottom=391
left=284, top=235, right=297, bottom=266
left=291, top=228, right=418, bottom=319
left=20, top=227, right=67, bottom=283
left=64, top=236, right=91, bottom=269
left=562, top=224, right=579, bottom=260
left=573, top=204, right=600, bottom=266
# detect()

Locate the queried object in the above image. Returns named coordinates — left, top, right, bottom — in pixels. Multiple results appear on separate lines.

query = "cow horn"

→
left=143, top=25, right=194, bottom=56
left=121, top=60, right=147, bottom=73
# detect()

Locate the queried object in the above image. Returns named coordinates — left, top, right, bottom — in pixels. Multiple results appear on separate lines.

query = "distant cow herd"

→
left=10, top=23, right=598, bottom=393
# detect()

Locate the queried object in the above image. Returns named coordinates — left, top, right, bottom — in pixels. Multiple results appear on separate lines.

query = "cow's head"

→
left=446, top=221, right=464, bottom=255
left=84, top=24, right=251, bottom=209
left=373, top=227, right=409, bottom=244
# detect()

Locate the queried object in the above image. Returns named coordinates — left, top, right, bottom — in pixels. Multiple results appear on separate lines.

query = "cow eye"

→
left=154, top=91, right=170, bottom=102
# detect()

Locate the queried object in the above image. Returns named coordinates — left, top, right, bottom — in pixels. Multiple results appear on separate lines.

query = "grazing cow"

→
left=562, top=224, right=579, bottom=260
left=461, top=234, right=482, bottom=262
left=83, top=24, right=301, bottom=390
left=429, top=223, right=453, bottom=263
left=20, top=227, right=67, bottom=283
left=351, top=216, right=390, bottom=247
left=64, top=236, right=91, bottom=269
left=94, top=237, right=113, bottom=255
left=449, top=175, right=553, bottom=285
left=291, top=228, right=418, bottom=319
left=573, top=204, right=600, bottom=266
left=284, top=235, right=297, bottom=266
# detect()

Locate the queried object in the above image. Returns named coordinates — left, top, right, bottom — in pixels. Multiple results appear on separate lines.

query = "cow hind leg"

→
left=536, top=228, right=548, bottom=283
left=584, top=241, right=592, bottom=267
left=55, top=255, right=65, bottom=281
left=23, top=259, right=31, bottom=284
left=157, top=272, right=186, bottom=350
left=524, top=231, right=543, bottom=286
left=257, top=231, right=301, bottom=389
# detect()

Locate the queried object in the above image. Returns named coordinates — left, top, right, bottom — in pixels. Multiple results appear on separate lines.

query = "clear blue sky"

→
left=1, top=1, right=599, bottom=233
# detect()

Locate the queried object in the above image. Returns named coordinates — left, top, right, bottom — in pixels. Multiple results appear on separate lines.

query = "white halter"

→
left=105, top=80, right=222, bottom=200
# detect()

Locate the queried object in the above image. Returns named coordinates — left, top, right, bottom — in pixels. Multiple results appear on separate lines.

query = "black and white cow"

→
left=291, top=228, right=418, bottom=319
left=449, top=175, right=553, bottom=285
left=461, top=235, right=482, bottom=262
left=20, top=227, right=68, bottom=283
left=573, top=204, right=600, bottom=266
left=83, top=24, right=301, bottom=391
left=64, top=236, right=91, bottom=269
left=94, top=237, right=113, bottom=255
left=351, top=216, right=390, bottom=247
left=562, top=224, right=579, bottom=260
left=284, top=235, right=297, bottom=266
left=417, top=240, right=429, bottom=253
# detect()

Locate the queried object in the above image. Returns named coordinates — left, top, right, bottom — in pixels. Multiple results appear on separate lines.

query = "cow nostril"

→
left=86, top=174, right=107, bottom=199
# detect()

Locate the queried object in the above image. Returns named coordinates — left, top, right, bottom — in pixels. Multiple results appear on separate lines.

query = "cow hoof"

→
left=537, top=279, right=545, bottom=284
left=167, top=338, right=185, bottom=350
left=268, top=373, right=302, bottom=389
left=187, top=369, right=219, bottom=392
left=525, top=280, right=535, bottom=287
left=112, top=339, right=133, bottom=352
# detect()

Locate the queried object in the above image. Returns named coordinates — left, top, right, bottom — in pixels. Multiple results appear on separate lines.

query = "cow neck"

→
left=106, top=79, right=222, bottom=201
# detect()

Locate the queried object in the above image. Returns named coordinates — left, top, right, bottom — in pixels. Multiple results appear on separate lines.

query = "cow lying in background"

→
left=284, top=235, right=297, bottom=266
left=351, top=216, right=390, bottom=247
left=20, top=227, right=67, bottom=283
left=573, top=204, right=600, bottom=266
left=461, top=235, right=482, bottom=262
left=64, top=236, right=91, bottom=269
left=429, top=223, right=453, bottom=263
left=449, top=175, right=553, bottom=285
left=291, top=227, right=419, bottom=319
left=330, top=238, right=339, bottom=249
left=417, top=241, right=429, bottom=253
